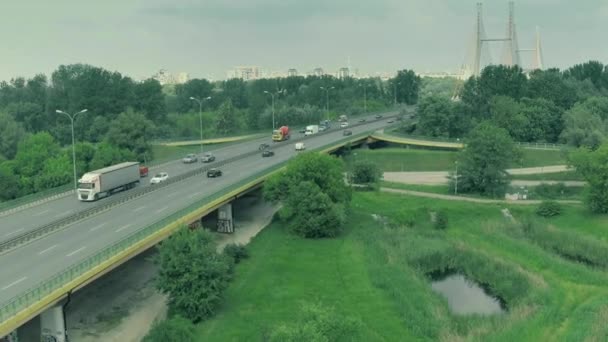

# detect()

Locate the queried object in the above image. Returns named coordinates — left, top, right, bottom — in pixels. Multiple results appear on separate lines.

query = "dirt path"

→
left=64, top=194, right=279, bottom=342
left=380, top=187, right=581, bottom=205
left=382, top=165, right=582, bottom=187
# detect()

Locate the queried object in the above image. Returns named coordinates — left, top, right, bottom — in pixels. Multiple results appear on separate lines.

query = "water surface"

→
left=431, top=274, right=504, bottom=315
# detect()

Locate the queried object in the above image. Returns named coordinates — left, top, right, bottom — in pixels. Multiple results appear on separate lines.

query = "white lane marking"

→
left=1, top=277, right=27, bottom=291
left=167, top=192, right=179, bottom=198
left=39, top=244, right=58, bottom=255
left=66, top=246, right=86, bottom=257
left=188, top=192, right=202, bottom=199
left=4, top=228, right=24, bottom=237
left=133, top=206, right=146, bottom=212
left=115, top=224, right=132, bottom=233
left=54, top=210, right=72, bottom=219
left=33, top=209, right=50, bottom=217
left=156, top=206, right=169, bottom=214
left=90, top=223, right=107, bottom=232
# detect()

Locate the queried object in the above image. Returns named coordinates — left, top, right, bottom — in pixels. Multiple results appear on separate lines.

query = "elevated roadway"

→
left=0, top=115, right=394, bottom=336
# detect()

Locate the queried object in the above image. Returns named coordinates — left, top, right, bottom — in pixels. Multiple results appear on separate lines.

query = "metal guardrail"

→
left=0, top=129, right=374, bottom=327
left=0, top=114, right=394, bottom=255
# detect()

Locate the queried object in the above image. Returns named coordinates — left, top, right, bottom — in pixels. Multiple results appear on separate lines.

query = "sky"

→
left=1, top=0, right=607, bottom=82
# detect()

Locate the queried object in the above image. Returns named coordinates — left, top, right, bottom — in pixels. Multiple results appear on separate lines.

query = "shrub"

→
left=223, top=243, right=249, bottom=264
left=434, top=211, right=448, bottom=230
left=142, top=315, right=196, bottom=342
left=536, top=200, right=562, bottom=217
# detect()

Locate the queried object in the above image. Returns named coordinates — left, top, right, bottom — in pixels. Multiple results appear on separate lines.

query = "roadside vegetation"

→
left=193, top=191, right=608, bottom=340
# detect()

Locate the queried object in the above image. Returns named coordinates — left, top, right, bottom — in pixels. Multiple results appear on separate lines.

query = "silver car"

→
left=201, top=153, right=216, bottom=163
left=182, top=153, right=198, bottom=163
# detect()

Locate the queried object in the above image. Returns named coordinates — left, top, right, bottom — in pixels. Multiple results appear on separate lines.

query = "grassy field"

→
left=195, top=192, right=608, bottom=341
left=345, top=148, right=566, bottom=172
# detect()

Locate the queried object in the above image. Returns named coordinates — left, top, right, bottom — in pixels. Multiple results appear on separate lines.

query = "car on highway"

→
left=299, top=127, right=306, bottom=134
left=359, top=118, right=366, bottom=123
left=343, top=130, right=352, bottom=136
left=201, top=153, right=216, bottom=163
left=375, top=114, right=383, bottom=119
left=387, top=119, right=394, bottom=123
left=259, top=143, right=270, bottom=150
left=207, top=168, right=222, bottom=178
left=182, top=153, right=198, bottom=163
left=319, top=125, right=328, bottom=132
left=150, top=172, right=168, bottom=184
left=262, top=150, right=275, bottom=157
left=340, top=122, right=349, bottom=128
left=295, top=142, right=306, bottom=151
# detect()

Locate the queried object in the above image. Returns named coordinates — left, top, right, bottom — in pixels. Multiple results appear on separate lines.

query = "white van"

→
left=295, top=142, right=306, bottom=151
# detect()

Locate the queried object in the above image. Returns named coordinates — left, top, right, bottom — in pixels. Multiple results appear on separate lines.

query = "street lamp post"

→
left=189, top=96, right=212, bottom=155
left=393, top=81, right=398, bottom=106
left=360, top=83, right=368, bottom=113
left=320, top=86, right=335, bottom=121
left=264, top=90, right=284, bottom=130
left=56, top=109, right=88, bottom=191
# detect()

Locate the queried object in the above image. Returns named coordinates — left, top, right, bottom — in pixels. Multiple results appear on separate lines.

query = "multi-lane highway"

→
left=0, top=116, right=395, bottom=307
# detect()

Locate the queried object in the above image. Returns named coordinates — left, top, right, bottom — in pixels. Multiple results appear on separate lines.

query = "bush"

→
left=536, top=201, right=562, bottom=217
left=223, top=243, right=249, bottom=264
left=434, top=211, right=448, bottom=230
left=142, top=315, right=196, bottom=342
left=352, top=161, right=382, bottom=186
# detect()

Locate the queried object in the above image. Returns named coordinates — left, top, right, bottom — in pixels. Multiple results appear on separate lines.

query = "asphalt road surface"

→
left=0, top=116, right=394, bottom=306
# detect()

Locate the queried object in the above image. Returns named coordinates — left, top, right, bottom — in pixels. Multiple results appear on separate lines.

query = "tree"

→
left=269, top=302, right=361, bottom=342
left=564, top=61, right=605, bottom=89
left=0, top=162, right=20, bottom=201
left=142, top=315, right=196, bottom=342
left=0, top=111, right=26, bottom=159
left=106, top=109, right=155, bottom=161
left=391, top=69, right=421, bottom=105
left=454, top=122, right=520, bottom=198
left=526, top=69, right=578, bottom=109
left=569, top=143, right=608, bottom=213
left=89, top=142, right=136, bottom=170
left=33, top=154, right=71, bottom=192
left=215, top=99, right=239, bottom=136
left=264, top=153, right=351, bottom=238
left=134, top=79, right=167, bottom=122
left=416, top=95, right=453, bottom=137
left=155, top=227, right=233, bottom=322
left=352, top=161, right=382, bottom=186
left=560, top=97, right=608, bottom=149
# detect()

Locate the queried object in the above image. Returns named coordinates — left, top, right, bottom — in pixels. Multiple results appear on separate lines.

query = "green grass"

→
left=195, top=192, right=608, bottom=340
left=345, top=148, right=566, bottom=172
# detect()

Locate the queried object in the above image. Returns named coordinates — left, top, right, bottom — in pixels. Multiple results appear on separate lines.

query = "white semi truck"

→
left=304, top=125, right=319, bottom=136
left=77, top=162, right=141, bottom=201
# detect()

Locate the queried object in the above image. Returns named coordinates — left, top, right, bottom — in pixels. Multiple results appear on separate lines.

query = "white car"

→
left=150, top=172, right=169, bottom=184
left=340, top=122, right=349, bottom=128
left=182, top=153, right=198, bottom=163
left=295, top=142, right=306, bottom=151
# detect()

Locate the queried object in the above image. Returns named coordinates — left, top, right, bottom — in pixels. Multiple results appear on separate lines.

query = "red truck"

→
left=272, top=126, right=290, bottom=142
left=139, top=165, right=149, bottom=177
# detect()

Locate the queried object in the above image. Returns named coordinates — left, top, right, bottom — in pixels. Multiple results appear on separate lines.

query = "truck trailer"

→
left=77, top=162, right=141, bottom=201
left=272, top=126, right=290, bottom=141
left=304, top=125, right=319, bottom=136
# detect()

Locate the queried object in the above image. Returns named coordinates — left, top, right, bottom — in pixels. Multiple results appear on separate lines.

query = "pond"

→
left=431, top=274, right=505, bottom=315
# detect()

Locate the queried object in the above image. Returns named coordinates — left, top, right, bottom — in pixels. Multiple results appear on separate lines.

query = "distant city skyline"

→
left=1, top=1, right=607, bottom=82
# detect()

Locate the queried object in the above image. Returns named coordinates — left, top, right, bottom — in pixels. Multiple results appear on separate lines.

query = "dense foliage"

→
left=264, top=153, right=351, bottom=238
left=351, top=160, right=383, bottom=186
left=453, top=122, right=520, bottom=197
left=142, top=315, right=196, bottom=342
left=155, top=227, right=233, bottom=322
left=568, top=142, right=608, bottom=213
left=536, top=201, right=563, bottom=218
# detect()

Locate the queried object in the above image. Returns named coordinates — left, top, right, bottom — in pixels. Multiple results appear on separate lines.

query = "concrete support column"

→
left=40, top=305, right=66, bottom=342
left=0, top=330, right=18, bottom=342
left=217, top=203, right=234, bottom=234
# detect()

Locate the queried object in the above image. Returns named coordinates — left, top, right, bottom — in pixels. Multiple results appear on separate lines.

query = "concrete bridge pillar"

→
left=40, top=305, right=66, bottom=342
left=217, top=203, right=234, bottom=234
left=0, top=331, right=18, bottom=342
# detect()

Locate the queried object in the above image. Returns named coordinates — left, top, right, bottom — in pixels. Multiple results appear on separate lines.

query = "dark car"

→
left=207, top=168, right=222, bottom=178
left=343, top=130, right=352, bottom=136
left=359, top=118, right=366, bottom=123
left=262, top=150, right=275, bottom=157
left=299, top=127, right=306, bottom=134
left=375, top=114, right=383, bottom=119
left=259, top=143, right=270, bottom=151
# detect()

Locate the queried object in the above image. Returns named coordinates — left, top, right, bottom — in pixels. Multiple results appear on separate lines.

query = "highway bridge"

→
left=0, top=113, right=397, bottom=341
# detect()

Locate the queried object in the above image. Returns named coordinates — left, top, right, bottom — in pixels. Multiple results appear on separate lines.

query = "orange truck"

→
left=272, top=126, right=290, bottom=142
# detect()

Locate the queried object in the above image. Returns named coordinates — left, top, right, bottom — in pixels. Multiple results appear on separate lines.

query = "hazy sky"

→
left=1, top=0, right=607, bottom=82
